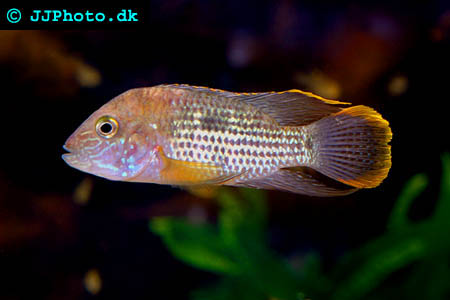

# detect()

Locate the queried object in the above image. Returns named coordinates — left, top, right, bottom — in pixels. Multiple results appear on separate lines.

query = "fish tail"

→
left=308, top=105, right=392, bottom=188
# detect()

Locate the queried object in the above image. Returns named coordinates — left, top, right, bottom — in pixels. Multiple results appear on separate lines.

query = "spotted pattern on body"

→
left=152, top=86, right=313, bottom=183
left=63, top=84, right=392, bottom=196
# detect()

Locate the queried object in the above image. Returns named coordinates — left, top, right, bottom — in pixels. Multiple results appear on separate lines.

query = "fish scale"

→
left=159, top=86, right=310, bottom=182
left=63, top=83, right=392, bottom=196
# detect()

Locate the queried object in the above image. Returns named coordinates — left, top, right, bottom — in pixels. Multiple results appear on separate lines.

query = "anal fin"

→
left=238, top=166, right=358, bottom=197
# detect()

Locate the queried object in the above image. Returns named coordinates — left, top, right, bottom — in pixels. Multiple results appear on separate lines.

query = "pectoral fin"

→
left=155, top=146, right=240, bottom=186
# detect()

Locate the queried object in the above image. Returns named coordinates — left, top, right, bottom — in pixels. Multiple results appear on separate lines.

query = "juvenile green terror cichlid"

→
left=62, top=84, right=392, bottom=196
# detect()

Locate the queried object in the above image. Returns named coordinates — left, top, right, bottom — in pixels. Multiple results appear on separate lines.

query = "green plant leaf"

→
left=433, top=153, right=450, bottom=225
left=216, top=189, right=299, bottom=299
left=331, top=237, right=427, bottom=300
left=232, top=236, right=302, bottom=300
left=239, top=188, right=268, bottom=229
left=191, top=277, right=266, bottom=300
left=217, top=189, right=245, bottom=246
left=388, top=173, right=428, bottom=231
left=218, top=188, right=268, bottom=246
left=150, top=217, right=240, bottom=275
left=296, top=252, right=332, bottom=298
left=150, top=153, right=450, bottom=300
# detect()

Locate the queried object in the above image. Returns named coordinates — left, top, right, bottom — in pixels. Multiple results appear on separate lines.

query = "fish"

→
left=62, top=84, right=392, bottom=197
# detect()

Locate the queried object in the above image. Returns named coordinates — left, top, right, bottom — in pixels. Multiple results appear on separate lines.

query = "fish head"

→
left=62, top=88, right=161, bottom=181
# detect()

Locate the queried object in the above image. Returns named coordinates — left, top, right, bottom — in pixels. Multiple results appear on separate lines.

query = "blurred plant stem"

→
left=150, top=153, right=450, bottom=300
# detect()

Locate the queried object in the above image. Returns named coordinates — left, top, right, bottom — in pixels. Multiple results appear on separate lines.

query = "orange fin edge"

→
left=311, top=105, right=392, bottom=189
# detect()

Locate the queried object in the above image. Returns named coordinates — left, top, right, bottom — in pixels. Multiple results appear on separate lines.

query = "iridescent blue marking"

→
left=97, top=163, right=119, bottom=172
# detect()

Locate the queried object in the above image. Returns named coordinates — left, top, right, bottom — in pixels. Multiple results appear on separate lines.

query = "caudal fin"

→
left=309, top=105, right=392, bottom=189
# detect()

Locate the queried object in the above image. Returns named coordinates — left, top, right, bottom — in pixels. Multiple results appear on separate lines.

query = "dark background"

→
left=0, top=0, right=449, bottom=299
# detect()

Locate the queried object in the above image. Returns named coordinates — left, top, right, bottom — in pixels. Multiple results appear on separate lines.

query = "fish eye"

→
left=95, top=116, right=119, bottom=139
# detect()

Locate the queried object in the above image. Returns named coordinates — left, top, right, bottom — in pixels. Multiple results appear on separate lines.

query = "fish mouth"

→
left=62, top=143, right=76, bottom=157
left=62, top=144, right=76, bottom=165
left=62, top=144, right=90, bottom=169
left=62, top=144, right=72, bottom=154
left=62, top=143, right=95, bottom=173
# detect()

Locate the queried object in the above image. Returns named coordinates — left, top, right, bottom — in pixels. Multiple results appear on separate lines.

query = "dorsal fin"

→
left=230, top=90, right=351, bottom=126
left=159, top=84, right=239, bottom=97
left=159, top=84, right=351, bottom=126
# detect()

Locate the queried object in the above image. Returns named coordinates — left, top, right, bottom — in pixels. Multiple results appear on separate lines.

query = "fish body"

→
left=63, top=84, right=392, bottom=196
